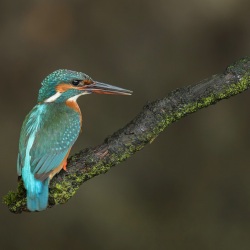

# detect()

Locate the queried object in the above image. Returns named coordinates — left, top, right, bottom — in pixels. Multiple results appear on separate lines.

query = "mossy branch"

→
left=3, top=57, right=250, bottom=213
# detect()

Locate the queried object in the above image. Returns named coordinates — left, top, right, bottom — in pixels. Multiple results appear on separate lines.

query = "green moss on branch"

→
left=3, top=57, right=250, bottom=213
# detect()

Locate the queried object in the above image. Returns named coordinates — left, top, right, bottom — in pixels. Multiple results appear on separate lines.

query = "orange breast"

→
left=65, top=100, right=82, bottom=127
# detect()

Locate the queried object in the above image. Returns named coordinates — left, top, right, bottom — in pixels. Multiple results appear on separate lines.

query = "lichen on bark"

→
left=3, top=57, right=250, bottom=213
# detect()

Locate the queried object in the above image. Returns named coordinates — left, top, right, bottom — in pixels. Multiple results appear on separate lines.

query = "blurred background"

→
left=1, top=0, right=250, bottom=249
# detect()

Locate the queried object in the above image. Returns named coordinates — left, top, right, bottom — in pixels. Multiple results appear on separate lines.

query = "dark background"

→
left=1, top=0, right=250, bottom=249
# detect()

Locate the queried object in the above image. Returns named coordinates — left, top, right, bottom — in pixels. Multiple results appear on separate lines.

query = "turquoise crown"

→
left=38, top=69, right=90, bottom=102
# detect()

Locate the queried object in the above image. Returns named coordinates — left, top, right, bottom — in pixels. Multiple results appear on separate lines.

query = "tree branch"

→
left=4, top=57, right=250, bottom=213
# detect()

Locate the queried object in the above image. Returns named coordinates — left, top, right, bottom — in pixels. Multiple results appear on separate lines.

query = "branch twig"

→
left=3, top=57, right=250, bottom=213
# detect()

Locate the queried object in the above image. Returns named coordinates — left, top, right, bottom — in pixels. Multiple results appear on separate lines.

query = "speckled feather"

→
left=38, top=69, right=91, bottom=102
left=17, top=69, right=89, bottom=211
left=18, top=103, right=81, bottom=181
left=17, top=69, right=132, bottom=211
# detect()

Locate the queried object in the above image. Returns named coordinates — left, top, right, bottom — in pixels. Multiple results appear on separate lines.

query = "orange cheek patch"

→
left=83, top=79, right=93, bottom=85
left=56, top=83, right=76, bottom=93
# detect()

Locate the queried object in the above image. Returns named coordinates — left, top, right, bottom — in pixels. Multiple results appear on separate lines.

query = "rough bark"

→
left=3, top=57, right=250, bottom=213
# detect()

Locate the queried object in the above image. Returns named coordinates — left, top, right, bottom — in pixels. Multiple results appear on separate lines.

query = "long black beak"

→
left=84, top=81, right=133, bottom=95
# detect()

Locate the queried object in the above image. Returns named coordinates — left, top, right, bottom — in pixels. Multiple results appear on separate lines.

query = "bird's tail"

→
left=26, top=178, right=50, bottom=212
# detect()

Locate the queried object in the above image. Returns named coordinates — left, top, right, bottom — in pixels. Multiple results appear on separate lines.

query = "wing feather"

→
left=36, top=154, right=56, bottom=174
left=18, top=104, right=81, bottom=179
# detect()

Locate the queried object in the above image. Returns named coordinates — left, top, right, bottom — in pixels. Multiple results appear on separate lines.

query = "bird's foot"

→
left=62, top=161, right=68, bottom=172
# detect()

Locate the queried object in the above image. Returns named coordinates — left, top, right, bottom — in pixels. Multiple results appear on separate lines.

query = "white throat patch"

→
left=44, top=91, right=90, bottom=103
left=67, top=92, right=90, bottom=102
left=44, top=92, right=62, bottom=103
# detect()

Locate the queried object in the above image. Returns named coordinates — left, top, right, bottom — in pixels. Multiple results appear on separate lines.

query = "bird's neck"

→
left=65, top=99, right=81, bottom=114
left=40, top=99, right=82, bottom=126
left=64, top=99, right=82, bottom=128
left=41, top=98, right=81, bottom=113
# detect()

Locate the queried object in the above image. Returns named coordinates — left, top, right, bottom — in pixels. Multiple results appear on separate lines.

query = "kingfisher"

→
left=17, top=69, right=132, bottom=212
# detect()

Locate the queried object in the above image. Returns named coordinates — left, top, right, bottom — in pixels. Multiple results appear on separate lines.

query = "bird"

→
left=17, top=69, right=132, bottom=212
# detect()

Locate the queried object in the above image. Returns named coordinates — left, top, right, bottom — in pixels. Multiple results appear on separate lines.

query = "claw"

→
left=62, top=161, right=68, bottom=172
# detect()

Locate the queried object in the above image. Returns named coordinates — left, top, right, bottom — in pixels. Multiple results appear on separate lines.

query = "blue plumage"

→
left=18, top=103, right=81, bottom=211
left=17, top=69, right=132, bottom=211
left=26, top=178, right=49, bottom=212
left=18, top=71, right=85, bottom=211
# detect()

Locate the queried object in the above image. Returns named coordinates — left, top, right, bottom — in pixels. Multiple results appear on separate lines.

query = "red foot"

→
left=62, top=161, right=68, bottom=172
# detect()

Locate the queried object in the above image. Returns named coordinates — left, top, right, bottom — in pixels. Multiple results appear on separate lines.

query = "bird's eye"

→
left=71, top=80, right=81, bottom=86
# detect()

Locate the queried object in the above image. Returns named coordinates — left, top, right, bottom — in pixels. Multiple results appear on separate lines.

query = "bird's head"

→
left=38, top=69, right=132, bottom=103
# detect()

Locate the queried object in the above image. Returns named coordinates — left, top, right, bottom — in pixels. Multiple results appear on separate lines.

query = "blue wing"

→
left=18, top=104, right=81, bottom=181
